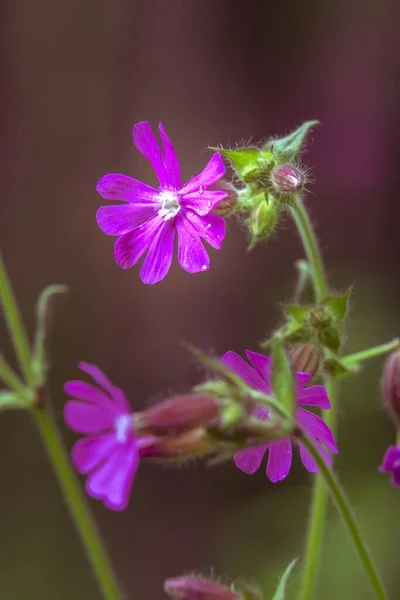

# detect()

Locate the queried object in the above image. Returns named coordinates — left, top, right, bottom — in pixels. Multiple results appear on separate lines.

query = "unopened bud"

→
left=137, top=394, right=219, bottom=435
left=270, top=164, right=305, bottom=193
left=164, top=576, right=240, bottom=600
left=290, top=344, right=322, bottom=377
left=249, top=195, right=279, bottom=244
left=382, top=351, right=400, bottom=425
left=139, top=427, right=214, bottom=459
left=209, top=181, right=238, bottom=216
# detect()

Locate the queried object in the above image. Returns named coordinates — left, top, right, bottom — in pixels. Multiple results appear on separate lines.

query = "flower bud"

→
left=136, top=394, right=219, bottom=435
left=139, top=427, right=214, bottom=459
left=290, top=344, right=322, bottom=377
left=164, top=576, right=241, bottom=600
left=382, top=351, right=400, bottom=424
left=209, top=181, right=238, bottom=216
left=249, top=195, right=279, bottom=245
left=270, top=164, right=305, bottom=193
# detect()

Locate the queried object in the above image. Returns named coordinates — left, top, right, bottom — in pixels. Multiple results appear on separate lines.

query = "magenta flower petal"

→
left=72, top=434, right=117, bottom=474
left=298, top=439, right=332, bottom=473
left=140, top=220, right=175, bottom=284
left=296, top=408, right=338, bottom=453
left=96, top=204, right=156, bottom=236
left=86, top=443, right=139, bottom=511
left=266, top=439, right=293, bottom=482
left=78, top=362, right=129, bottom=411
left=64, top=364, right=139, bottom=510
left=234, top=445, right=267, bottom=475
left=298, top=385, right=331, bottom=409
left=96, top=174, right=158, bottom=203
left=379, top=446, right=400, bottom=471
left=179, top=153, right=226, bottom=195
left=181, top=190, right=227, bottom=216
left=221, top=351, right=268, bottom=392
left=185, top=211, right=226, bottom=250
left=133, top=121, right=168, bottom=187
left=159, top=122, right=180, bottom=188
left=245, top=351, right=272, bottom=392
left=176, top=214, right=210, bottom=273
left=296, top=372, right=312, bottom=387
left=114, top=215, right=163, bottom=269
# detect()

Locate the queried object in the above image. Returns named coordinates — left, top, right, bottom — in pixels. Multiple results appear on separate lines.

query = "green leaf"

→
left=0, top=390, right=29, bottom=411
left=212, top=147, right=275, bottom=183
left=318, top=325, right=341, bottom=353
left=271, top=334, right=295, bottom=416
left=321, top=287, right=352, bottom=323
left=323, top=349, right=360, bottom=377
left=266, top=120, right=319, bottom=162
left=284, top=304, right=312, bottom=324
left=32, top=285, right=68, bottom=385
left=271, top=558, right=299, bottom=600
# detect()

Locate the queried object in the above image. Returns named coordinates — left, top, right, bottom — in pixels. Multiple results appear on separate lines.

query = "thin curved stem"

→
left=300, top=435, right=389, bottom=600
left=342, top=338, right=400, bottom=368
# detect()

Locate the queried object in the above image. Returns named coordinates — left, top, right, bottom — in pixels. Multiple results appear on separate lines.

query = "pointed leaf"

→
left=32, top=285, right=68, bottom=385
left=271, top=334, right=295, bottom=416
left=321, top=287, right=352, bottom=323
left=272, top=558, right=299, bottom=600
left=318, top=325, right=341, bottom=353
left=211, top=147, right=275, bottom=183
left=266, top=121, right=319, bottom=162
left=284, top=304, right=312, bottom=324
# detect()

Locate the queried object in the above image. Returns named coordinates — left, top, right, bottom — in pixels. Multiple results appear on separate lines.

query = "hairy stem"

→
left=300, top=435, right=389, bottom=600
left=342, top=338, right=400, bottom=367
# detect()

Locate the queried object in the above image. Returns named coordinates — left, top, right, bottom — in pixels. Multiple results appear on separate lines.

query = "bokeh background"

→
left=1, top=0, right=400, bottom=598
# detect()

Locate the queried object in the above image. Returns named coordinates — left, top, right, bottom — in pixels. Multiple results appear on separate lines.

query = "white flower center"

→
left=157, top=189, right=181, bottom=221
left=115, top=414, right=132, bottom=444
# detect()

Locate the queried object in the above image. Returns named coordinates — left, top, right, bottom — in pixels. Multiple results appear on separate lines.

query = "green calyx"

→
left=248, top=193, right=280, bottom=248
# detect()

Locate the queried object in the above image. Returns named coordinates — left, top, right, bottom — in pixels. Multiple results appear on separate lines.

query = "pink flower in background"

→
left=96, top=122, right=227, bottom=284
left=379, top=446, right=400, bottom=485
left=64, top=362, right=139, bottom=510
left=221, top=350, right=338, bottom=482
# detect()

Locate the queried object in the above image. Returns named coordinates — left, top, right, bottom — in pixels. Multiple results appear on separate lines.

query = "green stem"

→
left=0, top=253, right=34, bottom=385
left=0, top=253, right=122, bottom=600
left=342, top=339, right=400, bottom=367
left=31, top=409, right=122, bottom=600
left=0, top=355, right=29, bottom=396
left=300, top=434, right=389, bottom=600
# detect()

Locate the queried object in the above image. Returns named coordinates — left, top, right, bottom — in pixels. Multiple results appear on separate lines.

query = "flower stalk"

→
left=0, top=252, right=122, bottom=600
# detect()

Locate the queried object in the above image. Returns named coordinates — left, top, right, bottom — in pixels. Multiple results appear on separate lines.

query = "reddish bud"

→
left=139, top=428, right=214, bottom=459
left=137, top=394, right=219, bottom=435
left=290, top=344, right=322, bottom=377
left=164, top=576, right=240, bottom=600
left=382, top=351, right=400, bottom=424
left=270, top=164, right=305, bottom=193
left=209, top=181, right=238, bottom=216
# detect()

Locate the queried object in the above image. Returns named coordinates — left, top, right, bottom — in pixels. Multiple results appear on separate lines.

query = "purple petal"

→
left=176, top=214, right=210, bottom=274
left=179, top=153, right=226, bottom=195
left=266, top=439, right=293, bottom=482
left=180, top=190, right=227, bottom=216
left=298, top=385, right=331, bottom=409
left=64, top=381, right=116, bottom=412
left=379, top=446, right=400, bottom=472
left=220, top=351, right=268, bottom=392
left=234, top=445, right=267, bottom=475
left=114, top=215, right=163, bottom=269
left=86, top=442, right=139, bottom=510
left=392, top=470, right=400, bottom=486
left=296, top=372, right=312, bottom=388
left=184, top=210, right=226, bottom=250
left=133, top=122, right=167, bottom=187
left=296, top=408, right=338, bottom=453
left=96, top=174, right=158, bottom=203
left=71, top=434, right=117, bottom=474
left=78, top=362, right=129, bottom=412
left=96, top=204, right=156, bottom=236
left=245, top=351, right=272, bottom=392
left=298, top=439, right=332, bottom=473
left=140, top=220, right=175, bottom=284
left=159, top=123, right=180, bottom=188
left=64, top=400, right=114, bottom=434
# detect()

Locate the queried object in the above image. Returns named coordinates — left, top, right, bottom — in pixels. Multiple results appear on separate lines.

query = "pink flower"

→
left=221, top=350, right=338, bottom=482
left=96, top=122, right=227, bottom=284
left=379, top=446, right=400, bottom=485
left=64, top=362, right=139, bottom=510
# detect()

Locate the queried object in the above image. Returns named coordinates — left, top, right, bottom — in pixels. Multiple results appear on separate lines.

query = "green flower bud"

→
left=270, top=164, right=305, bottom=194
left=249, top=194, right=279, bottom=246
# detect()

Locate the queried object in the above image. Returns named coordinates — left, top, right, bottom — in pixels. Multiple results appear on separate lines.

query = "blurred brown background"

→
left=1, top=0, right=400, bottom=598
